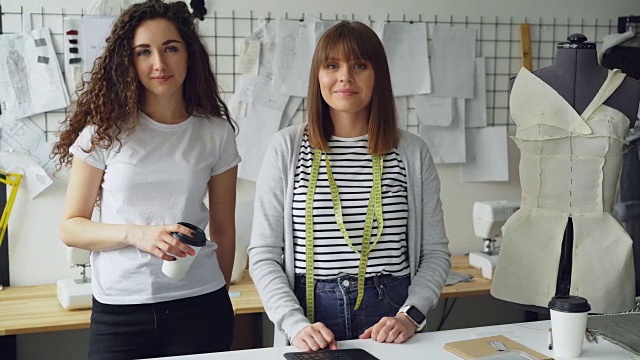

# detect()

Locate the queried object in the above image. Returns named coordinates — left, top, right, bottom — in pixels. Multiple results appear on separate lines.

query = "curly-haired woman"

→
left=51, top=1, right=240, bottom=358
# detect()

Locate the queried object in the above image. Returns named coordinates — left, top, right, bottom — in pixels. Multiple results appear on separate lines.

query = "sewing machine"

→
left=468, top=200, right=519, bottom=279
left=56, top=247, right=92, bottom=310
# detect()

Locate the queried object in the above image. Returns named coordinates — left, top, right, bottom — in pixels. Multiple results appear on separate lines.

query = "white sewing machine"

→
left=56, top=247, right=92, bottom=310
left=468, top=200, right=519, bottom=279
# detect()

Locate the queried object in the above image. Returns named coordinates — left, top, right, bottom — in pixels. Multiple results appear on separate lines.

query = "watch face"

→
left=407, top=306, right=426, bottom=324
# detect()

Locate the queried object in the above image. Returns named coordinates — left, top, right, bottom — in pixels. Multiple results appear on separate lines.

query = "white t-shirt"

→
left=70, top=112, right=241, bottom=304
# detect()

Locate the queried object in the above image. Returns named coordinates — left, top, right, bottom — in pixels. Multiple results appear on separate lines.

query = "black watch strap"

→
left=406, top=306, right=426, bottom=324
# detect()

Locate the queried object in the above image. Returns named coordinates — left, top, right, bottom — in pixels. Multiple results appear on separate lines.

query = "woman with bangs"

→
left=52, top=0, right=239, bottom=358
left=249, top=20, right=451, bottom=351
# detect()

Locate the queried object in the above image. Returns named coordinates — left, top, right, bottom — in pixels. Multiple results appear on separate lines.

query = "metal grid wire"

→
left=0, top=7, right=622, bottom=139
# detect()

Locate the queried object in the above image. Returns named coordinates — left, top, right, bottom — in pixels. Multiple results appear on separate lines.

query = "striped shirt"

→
left=292, top=133, right=410, bottom=279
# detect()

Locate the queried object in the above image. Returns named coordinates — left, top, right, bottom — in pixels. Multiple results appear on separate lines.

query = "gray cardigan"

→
left=248, top=124, right=451, bottom=346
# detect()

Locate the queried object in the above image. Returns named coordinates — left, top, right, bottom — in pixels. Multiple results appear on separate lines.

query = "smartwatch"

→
left=398, top=305, right=427, bottom=331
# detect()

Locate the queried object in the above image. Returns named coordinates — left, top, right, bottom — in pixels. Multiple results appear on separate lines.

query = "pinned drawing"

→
left=6, top=38, right=30, bottom=106
left=0, top=116, right=55, bottom=175
left=272, top=19, right=316, bottom=97
left=0, top=28, right=69, bottom=122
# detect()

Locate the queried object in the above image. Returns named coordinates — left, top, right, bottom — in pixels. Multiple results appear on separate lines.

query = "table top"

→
left=441, top=255, right=491, bottom=298
left=0, top=255, right=490, bottom=336
left=149, top=320, right=636, bottom=360
left=0, top=283, right=91, bottom=335
left=0, top=270, right=262, bottom=336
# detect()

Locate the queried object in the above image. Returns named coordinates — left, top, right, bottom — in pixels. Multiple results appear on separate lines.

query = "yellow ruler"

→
left=0, top=171, right=23, bottom=247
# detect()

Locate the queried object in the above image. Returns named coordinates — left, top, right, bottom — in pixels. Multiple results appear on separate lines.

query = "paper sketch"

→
left=466, top=58, right=488, bottom=128
left=64, top=17, right=83, bottom=97
left=236, top=105, right=283, bottom=181
left=246, top=20, right=277, bottom=74
left=88, top=0, right=136, bottom=17
left=395, top=97, right=408, bottom=130
left=381, top=22, right=431, bottom=96
left=0, top=28, right=69, bottom=122
left=82, top=17, right=116, bottom=73
left=420, top=98, right=466, bottom=164
left=280, top=96, right=303, bottom=129
left=0, top=116, right=56, bottom=175
left=415, top=95, right=454, bottom=126
left=0, top=150, right=53, bottom=199
left=63, top=17, right=115, bottom=98
left=272, top=19, right=316, bottom=97
left=237, top=39, right=260, bottom=75
left=430, top=25, right=476, bottom=99
left=230, top=72, right=289, bottom=116
left=315, top=20, right=340, bottom=41
left=461, top=126, right=509, bottom=182
left=7, top=39, right=30, bottom=105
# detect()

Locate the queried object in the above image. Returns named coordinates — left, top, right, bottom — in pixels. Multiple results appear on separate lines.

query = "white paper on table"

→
left=395, top=97, right=408, bottom=130
left=466, top=58, right=488, bottom=128
left=237, top=39, right=260, bottom=75
left=430, top=24, right=476, bottom=99
left=461, top=126, right=509, bottom=182
left=81, top=17, right=116, bottom=74
left=0, top=150, right=53, bottom=198
left=236, top=104, right=283, bottom=182
left=419, top=98, right=466, bottom=164
left=415, top=95, right=454, bottom=126
left=279, top=96, right=303, bottom=129
left=272, top=19, right=317, bottom=97
left=380, top=22, right=431, bottom=96
left=0, top=116, right=56, bottom=175
left=0, top=28, right=69, bottom=122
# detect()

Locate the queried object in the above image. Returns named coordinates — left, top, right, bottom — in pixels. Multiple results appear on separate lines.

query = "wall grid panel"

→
left=0, top=7, right=620, bottom=139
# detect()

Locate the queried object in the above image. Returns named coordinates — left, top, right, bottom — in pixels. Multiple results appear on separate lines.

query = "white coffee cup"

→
left=161, top=222, right=207, bottom=280
left=548, top=295, right=591, bottom=358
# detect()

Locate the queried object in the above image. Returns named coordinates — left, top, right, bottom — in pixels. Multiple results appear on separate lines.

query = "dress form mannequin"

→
left=493, top=34, right=640, bottom=313
left=602, top=31, right=640, bottom=297
left=509, top=34, right=640, bottom=124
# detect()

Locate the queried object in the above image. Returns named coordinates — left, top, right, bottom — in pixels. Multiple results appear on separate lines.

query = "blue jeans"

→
left=294, top=274, right=410, bottom=341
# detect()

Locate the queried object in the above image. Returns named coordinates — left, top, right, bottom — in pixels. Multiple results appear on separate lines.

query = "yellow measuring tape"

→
left=305, top=149, right=383, bottom=322
left=0, top=171, right=23, bottom=247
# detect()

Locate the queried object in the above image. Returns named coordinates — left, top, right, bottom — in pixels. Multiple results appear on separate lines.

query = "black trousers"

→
left=89, top=286, right=234, bottom=360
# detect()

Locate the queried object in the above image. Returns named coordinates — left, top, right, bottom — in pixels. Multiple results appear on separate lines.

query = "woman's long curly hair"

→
left=52, top=0, right=234, bottom=170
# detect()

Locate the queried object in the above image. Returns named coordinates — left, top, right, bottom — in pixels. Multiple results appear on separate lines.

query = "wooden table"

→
left=441, top=255, right=491, bottom=298
left=0, top=270, right=261, bottom=336
left=0, top=255, right=490, bottom=336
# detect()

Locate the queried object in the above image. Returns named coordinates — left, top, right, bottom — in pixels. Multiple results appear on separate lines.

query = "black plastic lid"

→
left=171, top=222, right=206, bottom=247
left=557, top=33, right=596, bottom=49
left=548, top=295, right=591, bottom=313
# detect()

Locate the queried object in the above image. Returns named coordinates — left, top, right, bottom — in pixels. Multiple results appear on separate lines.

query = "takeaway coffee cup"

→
left=161, top=222, right=207, bottom=280
left=548, top=295, right=591, bottom=358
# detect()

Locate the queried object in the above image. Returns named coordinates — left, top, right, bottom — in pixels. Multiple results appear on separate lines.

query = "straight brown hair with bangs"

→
left=306, top=20, right=398, bottom=156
